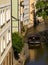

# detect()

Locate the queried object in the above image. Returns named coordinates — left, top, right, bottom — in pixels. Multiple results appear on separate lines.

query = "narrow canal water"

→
left=25, top=45, right=48, bottom=65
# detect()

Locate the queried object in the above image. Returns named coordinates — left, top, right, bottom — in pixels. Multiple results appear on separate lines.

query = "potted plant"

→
left=12, top=32, right=24, bottom=59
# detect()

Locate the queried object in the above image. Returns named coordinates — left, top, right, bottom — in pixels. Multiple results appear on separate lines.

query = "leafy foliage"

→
left=36, top=0, right=48, bottom=19
left=12, top=32, right=24, bottom=53
left=36, top=0, right=45, bottom=9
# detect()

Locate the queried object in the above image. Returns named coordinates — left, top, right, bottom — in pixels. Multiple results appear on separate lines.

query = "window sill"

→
left=7, top=40, right=10, bottom=46
left=1, top=49, right=5, bottom=56
left=6, top=19, right=10, bottom=23
left=0, top=23, right=5, bottom=28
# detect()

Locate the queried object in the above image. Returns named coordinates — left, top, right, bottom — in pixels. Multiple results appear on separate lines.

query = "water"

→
left=25, top=45, right=48, bottom=65
left=24, top=23, right=48, bottom=65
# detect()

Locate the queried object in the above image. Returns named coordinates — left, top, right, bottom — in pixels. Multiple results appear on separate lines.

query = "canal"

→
left=24, top=23, right=48, bottom=65
left=25, top=44, right=48, bottom=65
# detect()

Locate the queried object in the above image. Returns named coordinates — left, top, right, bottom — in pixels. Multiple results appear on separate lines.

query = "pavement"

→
left=13, top=43, right=29, bottom=65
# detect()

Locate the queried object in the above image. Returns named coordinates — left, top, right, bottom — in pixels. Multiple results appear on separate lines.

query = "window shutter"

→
left=1, top=38, right=3, bottom=53
left=8, top=30, right=11, bottom=41
left=6, top=9, right=9, bottom=21
left=6, top=9, right=10, bottom=22
left=3, top=37, right=5, bottom=49
left=4, top=40, right=5, bottom=49
left=7, top=31, right=9, bottom=44
left=3, top=10, right=5, bottom=24
left=0, top=11, right=3, bottom=26
left=9, top=33, right=11, bottom=41
left=8, top=9, right=10, bottom=20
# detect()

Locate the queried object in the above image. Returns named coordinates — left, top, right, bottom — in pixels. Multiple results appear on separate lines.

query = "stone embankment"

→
left=13, top=43, right=29, bottom=65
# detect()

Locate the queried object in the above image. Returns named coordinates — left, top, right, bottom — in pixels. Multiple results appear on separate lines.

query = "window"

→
left=0, top=10, right=3, bottom=26
left=3, top=36, right=5, bottom=49
left=8, top=29, right=11, bottom=41
left=3, top=10, right=5, bottom=24
left=1, top=36, right=5, bottom=54
left=7, top=31, right=9, bottom=44
left=7, top=29, right=11, bottom=45
left=24, top=0, right=29, bottom=23
left=1, top=38, right=3, bottom=53
left=0, top=9, right=5, bottom=27
left=6, top=8, right=10, bottom=22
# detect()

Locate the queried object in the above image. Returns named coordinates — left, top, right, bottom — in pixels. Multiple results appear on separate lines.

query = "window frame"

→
left=7, top=29, right=11, bottom=46
left=6, top=8, right=10, bottom=23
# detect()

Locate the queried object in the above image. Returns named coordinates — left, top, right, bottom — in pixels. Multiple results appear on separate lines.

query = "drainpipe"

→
left=31, top=3, right=37, bottom=28
left=33, top=9, right=37, bottom=27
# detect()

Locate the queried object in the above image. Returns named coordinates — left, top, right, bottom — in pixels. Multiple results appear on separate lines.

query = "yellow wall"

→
left=29, top=0, right=35, bottom=25
left=20, top=0, right=24, bottom=17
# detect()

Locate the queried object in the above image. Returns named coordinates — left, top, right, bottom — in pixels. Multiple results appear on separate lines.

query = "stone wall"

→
left=13, top=43, right=29, bottom=65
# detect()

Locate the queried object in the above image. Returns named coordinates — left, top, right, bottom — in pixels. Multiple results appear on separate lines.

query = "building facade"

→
left=19, top=0, right=36, bottom=30
left=12, top=0, right=19, bottom=33
left=0, top=0, right=12, bottom=65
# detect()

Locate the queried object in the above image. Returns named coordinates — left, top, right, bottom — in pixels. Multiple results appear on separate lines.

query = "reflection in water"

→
left=29, top=49, right=36, bottom=61
left=25, top=46, right=48, bottom=65
left=35, top=46, right=44, bottom=61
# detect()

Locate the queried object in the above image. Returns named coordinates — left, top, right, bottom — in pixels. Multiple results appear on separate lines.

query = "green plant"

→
left=12, top=32, right=24, bottom=53
left=36, top=0, right=48, bottom=20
